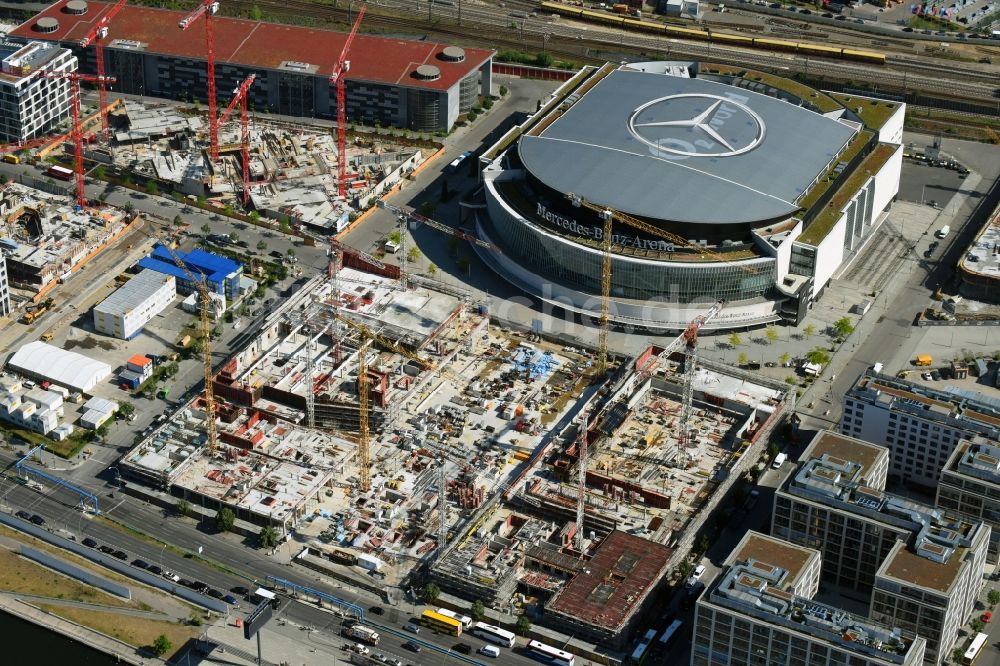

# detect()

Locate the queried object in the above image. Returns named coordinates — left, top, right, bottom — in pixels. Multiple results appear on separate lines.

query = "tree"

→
left=423, top=582, right=441, bottom=603
left=173, top=215, right=183, bottom=227
left=146, top=180, right=159, bottom=195
left=971, top=618, right=986, bottom=634
left=286, top=247, right=296, bottom=258
left=407, top=247, right=421, bottom=263
left=427, top=263, right=438, bottom=276
left=259, top=525, right=280, bottom=549
left=118, top=402, right=135, bottom=420
left=728, top=332, right=742, bottom=348
left=515, top=614, right=532, bottom=636
left=499, top=84, right=508, bottom=96
left=175, top=499, right=191, bottom=517
left=833, top=316, right=855, bottom=338
left=988, top=589, right=1000, bottom=609
left=223, top=203, right=234, bottom=217
left=257, top=240, right=267, bottom=251
left=738, top=352, right=749, bottom=367
left=123, top=201, right=135, bottom=215
left=954, top=647, right=969, bottom=664
left=250, top=3, right=263, bottom=20
left=534, top=52, right=554, bottom=68
left=471, top=600, right=486, bottom=622
left=197, top=194, right=207, bottom=206
left=121, top=173, right=133, bottom=186
left=93, top=165, right=106, bottom=179
left=803, top=323, right=816, bottom=339
left=201, top=223, right=210, bottom=235
left=779, top=352, right=791, bottom=366
left=677, top=560, right=694, bottom=578
left=248, top=211, right=260, bottom=224
left=466, top=110, right=478, bottom=122
left=765, top=327, right=779, bottom=345
left=151, top=634, right=172, bottom=657
left=805, top=347, right=831, bottom=367
left=388, top=230, right=402, bottom=245
left=216, top=507, right=236, bottom=532
left=229, top=231, right=239, bottom=243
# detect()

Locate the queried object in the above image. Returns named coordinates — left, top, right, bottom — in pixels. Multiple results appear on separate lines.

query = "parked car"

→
left=190, top=581, right=209, bottom=593
left=162, top=571, right=180, bottom=583
left=83, top=538, right=98, bottom=548
left=404, top=642, right=422, bottom=653
left=369, top=606, right=385, bottom=615
left=207, top=589, right=224, bottom=599
left=147, top=565, right=163, bottom=576
left=453, top=644, right=472, bottom=655
left=131, top=559, right=149, bottom=569
left=98, top=545, right=115, bottom=554
left=224, top=595, right=239, bottom=605
left=931, top=370, right=942, bottom=381
left=112, top=550, right=128, bottom=560
left=231, top=586, right=250, bottom=596
left=15, top=510, right=30, bottom=520
left=178, top=579, right=193, bottom=588
left=403, top=623, right=420, bottom=634
left=29, top=514, right=45, bottom=526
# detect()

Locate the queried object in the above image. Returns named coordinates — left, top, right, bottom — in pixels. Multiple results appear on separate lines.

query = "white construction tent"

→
left=7, top=342, right=112, bottom=393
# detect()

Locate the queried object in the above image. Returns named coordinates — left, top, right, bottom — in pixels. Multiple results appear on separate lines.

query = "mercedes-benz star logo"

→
left=627, top=93, right=766, bottom=158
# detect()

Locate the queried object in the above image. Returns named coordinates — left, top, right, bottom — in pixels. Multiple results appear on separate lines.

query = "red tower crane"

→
left=78, top=0, right=128, bottom=138
left=38, top=71, right=116, bottom=207
left=178, top=0, right=221, bottom=161
left=216, top=74, right=256, bottom=205
left=328, top=4, right=366, bottom=199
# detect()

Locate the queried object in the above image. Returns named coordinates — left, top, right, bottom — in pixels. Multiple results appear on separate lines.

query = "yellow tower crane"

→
left=151, top=238, right=218, bottom=452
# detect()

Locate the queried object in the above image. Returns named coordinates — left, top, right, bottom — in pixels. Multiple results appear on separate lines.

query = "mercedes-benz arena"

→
left=477, top=62, right=904, bottom=330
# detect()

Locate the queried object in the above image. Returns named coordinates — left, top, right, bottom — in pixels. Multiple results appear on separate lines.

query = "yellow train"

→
left=541, top=2, right=887, bottom=64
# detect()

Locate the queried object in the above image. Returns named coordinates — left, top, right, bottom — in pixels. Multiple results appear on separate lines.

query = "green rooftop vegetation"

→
left=828, top=93, right=901, bottom=130
left=798, top=143, right=898, bottom=246
left=795, top=130, right=874, bottom=213
left=700, top=64, right=842, bottom=113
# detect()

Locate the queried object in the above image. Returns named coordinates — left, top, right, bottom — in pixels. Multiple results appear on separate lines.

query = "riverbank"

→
left=0, top=595, right=161, bottom=666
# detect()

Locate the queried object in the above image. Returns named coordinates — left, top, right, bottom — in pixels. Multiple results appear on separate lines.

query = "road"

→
left=0, top=456, right=544, bottom=666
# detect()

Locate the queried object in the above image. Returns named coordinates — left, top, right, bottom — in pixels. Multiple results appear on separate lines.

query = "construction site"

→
left=102, top=99, right=429, bottom=230
left=0, top=182, right=135, bottom=301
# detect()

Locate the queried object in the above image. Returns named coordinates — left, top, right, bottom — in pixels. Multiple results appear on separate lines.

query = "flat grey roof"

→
left=518, top=68, right=857, bottom=225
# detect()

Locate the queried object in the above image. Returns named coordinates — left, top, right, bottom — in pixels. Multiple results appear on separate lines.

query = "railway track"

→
left=222, top=0, right=1000, bottom=109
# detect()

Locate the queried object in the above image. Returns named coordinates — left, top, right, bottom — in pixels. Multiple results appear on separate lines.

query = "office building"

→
left=842, top=368, right=1000, bottom=487
left=0, top=40, right=76, bottom=142
left=772, top=431, right=990, bottom=665
left=93, top=269, right=176, bottom=339
left=12, top=0, right=493, bottom=132
left=693, top=531, right=926, bottom=666
left=937, top=435, right=1000, bottom=563
left=0, top=252, right=9, bottom=318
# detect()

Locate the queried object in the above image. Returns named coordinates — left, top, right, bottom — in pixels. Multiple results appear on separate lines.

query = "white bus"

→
left=963, top=632, right=988, bottom=665
left=526, top=640, right=575, bottom=666
left=436, top=607, right=473, bottom=629
left=471, top=621, right=516, bottom=648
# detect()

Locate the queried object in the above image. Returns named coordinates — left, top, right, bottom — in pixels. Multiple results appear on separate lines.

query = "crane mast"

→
left=329, top=5, right=366, bottom=198
left=78, top=0, right=127, bottom=138
left=178, top=0, right=221, bottom=161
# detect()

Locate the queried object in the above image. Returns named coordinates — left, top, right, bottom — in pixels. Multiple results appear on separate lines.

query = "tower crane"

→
left=178, top=0, right=221, bottom=161
left=566, top=194, right=764, bottom=458
left=0, top=133, right=70, bottom=157
left=142, top=232, right=219, bottom=452
left=329, top=4, right=366, bottom=199
left=37, top=71, right=116, bottom=207
left=216, top=74, right=256, bottom=205
left=574, top=406, right=589, bottom=554
left=78, top=0, right=128, bottom=138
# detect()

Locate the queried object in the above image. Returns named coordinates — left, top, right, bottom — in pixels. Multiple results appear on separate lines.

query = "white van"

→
left=772, top=452, right=788, bottom=469
left=384, top=240, right=401, bottom=253
left=935, top=225, right=951, bottom=238
left=478, top=646, right=500, bottom=658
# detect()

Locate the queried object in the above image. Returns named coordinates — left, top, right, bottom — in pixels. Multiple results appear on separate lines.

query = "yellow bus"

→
left=421, top=609, right=463, bottom=636
left=963, top=632, right=988, bottom=665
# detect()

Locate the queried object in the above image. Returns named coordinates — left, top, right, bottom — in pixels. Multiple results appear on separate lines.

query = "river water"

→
left=0, top=609, right=118, bottom=665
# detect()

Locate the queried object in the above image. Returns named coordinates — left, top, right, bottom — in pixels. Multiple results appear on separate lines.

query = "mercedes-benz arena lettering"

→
left=477, top=62, right=905, bottom=330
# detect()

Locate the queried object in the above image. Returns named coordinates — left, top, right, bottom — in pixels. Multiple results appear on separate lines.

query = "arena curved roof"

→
left=517, top=68, right=857, bottom=226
